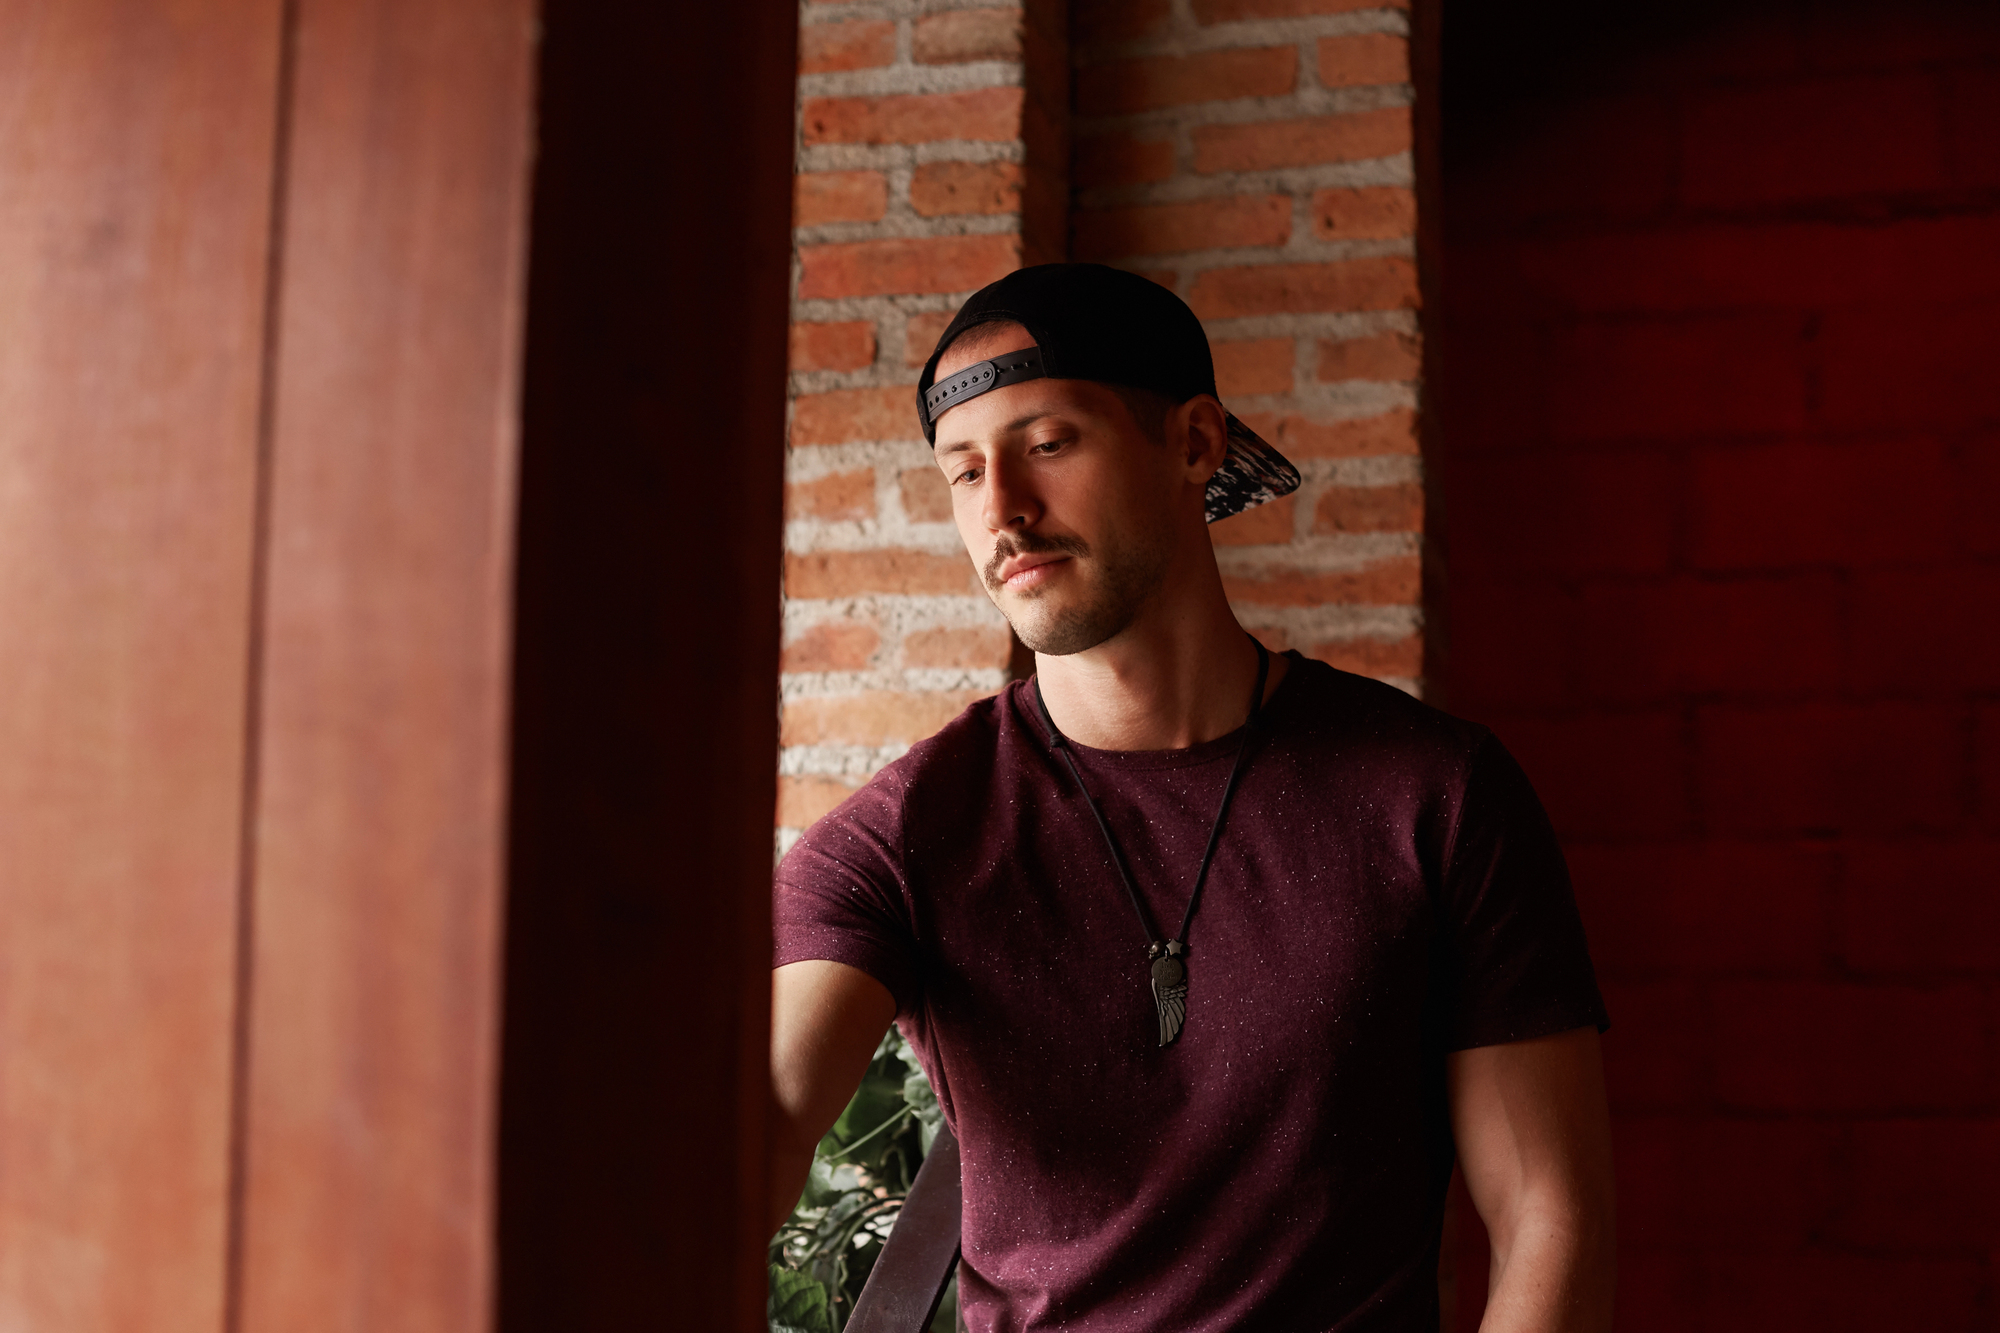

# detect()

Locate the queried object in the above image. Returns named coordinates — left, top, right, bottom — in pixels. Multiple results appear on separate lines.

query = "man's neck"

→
left=1031, top=568, right=1287, bottom=751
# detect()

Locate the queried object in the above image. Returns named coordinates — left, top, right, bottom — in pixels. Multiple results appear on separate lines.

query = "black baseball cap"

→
left=916, top=263, right=1302, bottom=523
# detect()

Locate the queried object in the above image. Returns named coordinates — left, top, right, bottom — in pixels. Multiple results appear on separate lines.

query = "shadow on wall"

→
left=1440, top=0, right=2000, bottom=1328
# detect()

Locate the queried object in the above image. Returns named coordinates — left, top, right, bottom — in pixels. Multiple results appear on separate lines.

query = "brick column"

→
left=781, top=1, right=1069, bottom=849
left=1070, top=0, right=1434, bottom=693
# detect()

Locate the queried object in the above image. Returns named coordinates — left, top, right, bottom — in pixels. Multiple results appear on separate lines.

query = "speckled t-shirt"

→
left=775, top=655, right=1607, bottom=1332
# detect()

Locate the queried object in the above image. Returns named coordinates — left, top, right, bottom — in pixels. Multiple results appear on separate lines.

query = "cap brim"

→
left=1206, top=414, right=1302, bottom=523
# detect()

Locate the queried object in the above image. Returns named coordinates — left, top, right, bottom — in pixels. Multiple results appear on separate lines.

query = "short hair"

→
left=1110, top=384, right=1177, bottom=444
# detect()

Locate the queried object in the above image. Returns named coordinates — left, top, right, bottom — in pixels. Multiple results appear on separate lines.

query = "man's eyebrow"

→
left=935, top=412, right=1064, bottom=457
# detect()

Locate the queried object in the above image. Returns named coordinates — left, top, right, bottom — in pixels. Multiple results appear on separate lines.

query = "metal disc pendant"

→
left=1151, top=953, right=1188, bottom=1046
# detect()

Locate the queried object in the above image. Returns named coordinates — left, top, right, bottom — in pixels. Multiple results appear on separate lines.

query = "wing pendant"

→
left=1151, top=955, right=1188, bottom=1046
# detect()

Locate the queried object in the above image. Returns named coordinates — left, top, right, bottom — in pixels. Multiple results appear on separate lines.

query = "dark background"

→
left=1441, top=0, right=2000, bottom=1325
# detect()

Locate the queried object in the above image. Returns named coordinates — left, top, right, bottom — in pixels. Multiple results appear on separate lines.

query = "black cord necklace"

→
left=1032, top=641, right=1270, bottom=1047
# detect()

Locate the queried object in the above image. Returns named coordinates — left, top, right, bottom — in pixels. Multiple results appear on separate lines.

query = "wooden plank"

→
left=0, top=1, right=283, bottom=1329
left=230, top=0, right=537, bottom=1328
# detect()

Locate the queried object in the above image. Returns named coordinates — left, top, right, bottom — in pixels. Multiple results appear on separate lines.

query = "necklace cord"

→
left=1032, top=640, right=1271, bottom=952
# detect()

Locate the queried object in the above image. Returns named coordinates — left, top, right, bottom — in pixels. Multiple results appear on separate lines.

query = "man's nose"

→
left=980, top=452, right=1041, bottom=533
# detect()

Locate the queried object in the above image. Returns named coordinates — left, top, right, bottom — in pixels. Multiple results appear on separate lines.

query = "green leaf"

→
left=768, top=1265, right=839, bottom=1333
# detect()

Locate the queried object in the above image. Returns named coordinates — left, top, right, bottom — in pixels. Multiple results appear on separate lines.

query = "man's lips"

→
left=997, top=552, right=1069, bottom=586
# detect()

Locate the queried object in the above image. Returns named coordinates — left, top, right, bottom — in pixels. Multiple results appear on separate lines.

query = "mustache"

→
left=982, top=531, right=1090, bottom=591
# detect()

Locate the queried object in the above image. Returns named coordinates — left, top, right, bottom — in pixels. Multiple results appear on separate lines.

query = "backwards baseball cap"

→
left=916, top=263, right=1302, bottom=524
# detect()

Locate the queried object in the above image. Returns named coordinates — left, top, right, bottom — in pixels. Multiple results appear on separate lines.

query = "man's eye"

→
left=953, top=467, right=983, bottom=486
left=1029, top=438, right=1067, bottom=455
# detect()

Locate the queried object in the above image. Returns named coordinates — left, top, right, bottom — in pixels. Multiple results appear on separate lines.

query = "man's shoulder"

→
left=1276, top=654, right=1490, bottom=764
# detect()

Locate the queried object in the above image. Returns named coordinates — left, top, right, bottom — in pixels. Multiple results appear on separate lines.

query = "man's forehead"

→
left=933, top=320, right=1036, bottom=380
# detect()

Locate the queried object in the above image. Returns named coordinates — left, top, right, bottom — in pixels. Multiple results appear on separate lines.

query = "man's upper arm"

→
left=771, top=959, right=898, bottom=1155
left=1447, top=1027, right=1615, bottom=1327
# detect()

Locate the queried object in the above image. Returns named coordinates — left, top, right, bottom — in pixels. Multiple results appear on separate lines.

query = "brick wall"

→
left=782, top=0, right=1068, bottom=851
left=1442, top=2, right=2000, bottom=1327
left=1069, top=0, right=1435, bottom=692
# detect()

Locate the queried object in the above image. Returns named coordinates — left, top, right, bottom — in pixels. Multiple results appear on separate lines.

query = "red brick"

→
left=793, top=170, right=888, bottom=226
left=1946, top=67, right=2000, bottom=188
left=1193, top=107, right=1411, bottom=173
left=1566, top=841, right=1834, bottom=977
left=781, top=689, right=986, bottom=746
left=1578, top=574, right=1843, bottom=702
left=1073, top=131, right=1176, bottom=188
left=1316, top=331, right=1420, bottom=382
left=1451, top=449, right=1678, bottom=580
left=1697, top=702, right=1970, bottom=836
left=1235, top=408, right=1418, bottom=459
left=786, top=468, right=876, bottom=522
left=777, top=776, right=860, bottom=828
left=1447, top=93, right=1672, bottom=232
left=1220, top=555, right=1419, bottom=607
left=1489, top=215, right=2000, bottom=316
left=801, top=87, right=1025, bottom=146
left=909, top=161, right=1023, bottom=218
left=797, top=233, right=1022, bottom=300
left=1818, top=302, right=1997, bottom=433
left=1852, top=565, right=2000, bottom=695
left=1443, top=583, right=1579, bottom=713
left=905, top=310, right=957, bottom=367
left=1073, top=0, right=1169, bottom=43
left=1836, top=839, right=2000, bottom=973
left=1211, top=337, right=1294, bottom=397
left=1965, top=434, right=2000, bottom=557
left=898, top=467, right=952, bottom=523
left=1711, top=980, right=1990, bottom=1113
left=1074, top=195, right=1291, bottom=260
left=1982, top=702, right=2000, bottom=835
left=1209, top=493, right=1295, bottom=546
left=1615, top=1116, right=1842, bottom=1248
left=1315, top=33, right=1408, bottom=88
left=786, top=550, right=975, bottom=599
left=1188, top=258, right=1418, bottom=318
left=1194, top=0, right=1402, bottom=17
left=781, top=622, right=880, bottom=673
left=798, top=19, right=896, bottom=74
left=1690, top=437, right=1955, bottom=572
left=903, top=626, right=1012, bottom=669
left=1546, top=313, right=1808, bottom=443
left=1801, top=3, right=2000, bottom=71
left=912, top=8, right=1022, bottom=64
left=1828, top=1119, right=2000, bottom=1250
left=1489, top=711, right=1692, bottom=839
left=1306, top=635, right=1422, bottom=680
left=1309, top=186, right=1415, bottom=240
left=789, top=320, right=876, bottom=372
left=1076, top=47, right=1297, bottom=116
left=1681, top=73, right=1946, bottom=209
left=791, top=387, right=916, bottom=446
left=1690, top=1254, right=1984, bottom=1332
left=1595, top=981, right=1709, bottom=1111
left=1312, top=482, right=1423, bottom=534
left=1435, top=305, right=1542, bottom=454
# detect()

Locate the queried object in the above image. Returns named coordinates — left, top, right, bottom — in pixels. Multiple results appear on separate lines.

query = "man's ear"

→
left=1175, top=395, right=1231, bottom=481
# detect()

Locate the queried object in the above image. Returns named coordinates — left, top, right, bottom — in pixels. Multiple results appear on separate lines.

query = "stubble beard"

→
left=982, top=527, right=1173, bottom=657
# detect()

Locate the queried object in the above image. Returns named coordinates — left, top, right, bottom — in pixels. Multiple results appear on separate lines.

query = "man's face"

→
left=931, top=327, right=1202, bottom=656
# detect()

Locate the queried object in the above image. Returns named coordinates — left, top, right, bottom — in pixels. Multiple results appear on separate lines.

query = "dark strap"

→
left=846, top=1124, right=964, bottom=1333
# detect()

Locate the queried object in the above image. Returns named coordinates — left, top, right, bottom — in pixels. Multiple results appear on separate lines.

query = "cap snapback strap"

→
left=921, top=349, right=1045, bottom=432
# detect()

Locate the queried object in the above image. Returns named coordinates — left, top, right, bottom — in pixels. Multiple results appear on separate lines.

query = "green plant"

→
left=768, top=1029, right=957, bottom=1333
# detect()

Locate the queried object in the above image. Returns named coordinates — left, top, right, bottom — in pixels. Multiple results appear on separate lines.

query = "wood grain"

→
left=0, top=2, right=283, bottom=1328
left=231, top=0, right=536, bottom=1329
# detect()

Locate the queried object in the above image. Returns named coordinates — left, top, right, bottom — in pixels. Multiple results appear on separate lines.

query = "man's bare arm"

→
left=1447, top=1027, right=1616, bottom=1333
left=770, top=959, right=899, bottom=1235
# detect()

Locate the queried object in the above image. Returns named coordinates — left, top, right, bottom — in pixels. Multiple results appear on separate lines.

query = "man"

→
left=771, top=264, right=1615, bottom=1331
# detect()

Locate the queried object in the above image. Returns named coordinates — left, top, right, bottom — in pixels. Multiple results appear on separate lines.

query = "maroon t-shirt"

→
left=775, top=656, right=1606, bottom=1332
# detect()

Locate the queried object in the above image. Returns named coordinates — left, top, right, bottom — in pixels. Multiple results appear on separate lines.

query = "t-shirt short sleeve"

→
left=773, top=776, right=924, bottom=1017
left=1438, top=734, right=1610, bottom=1051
